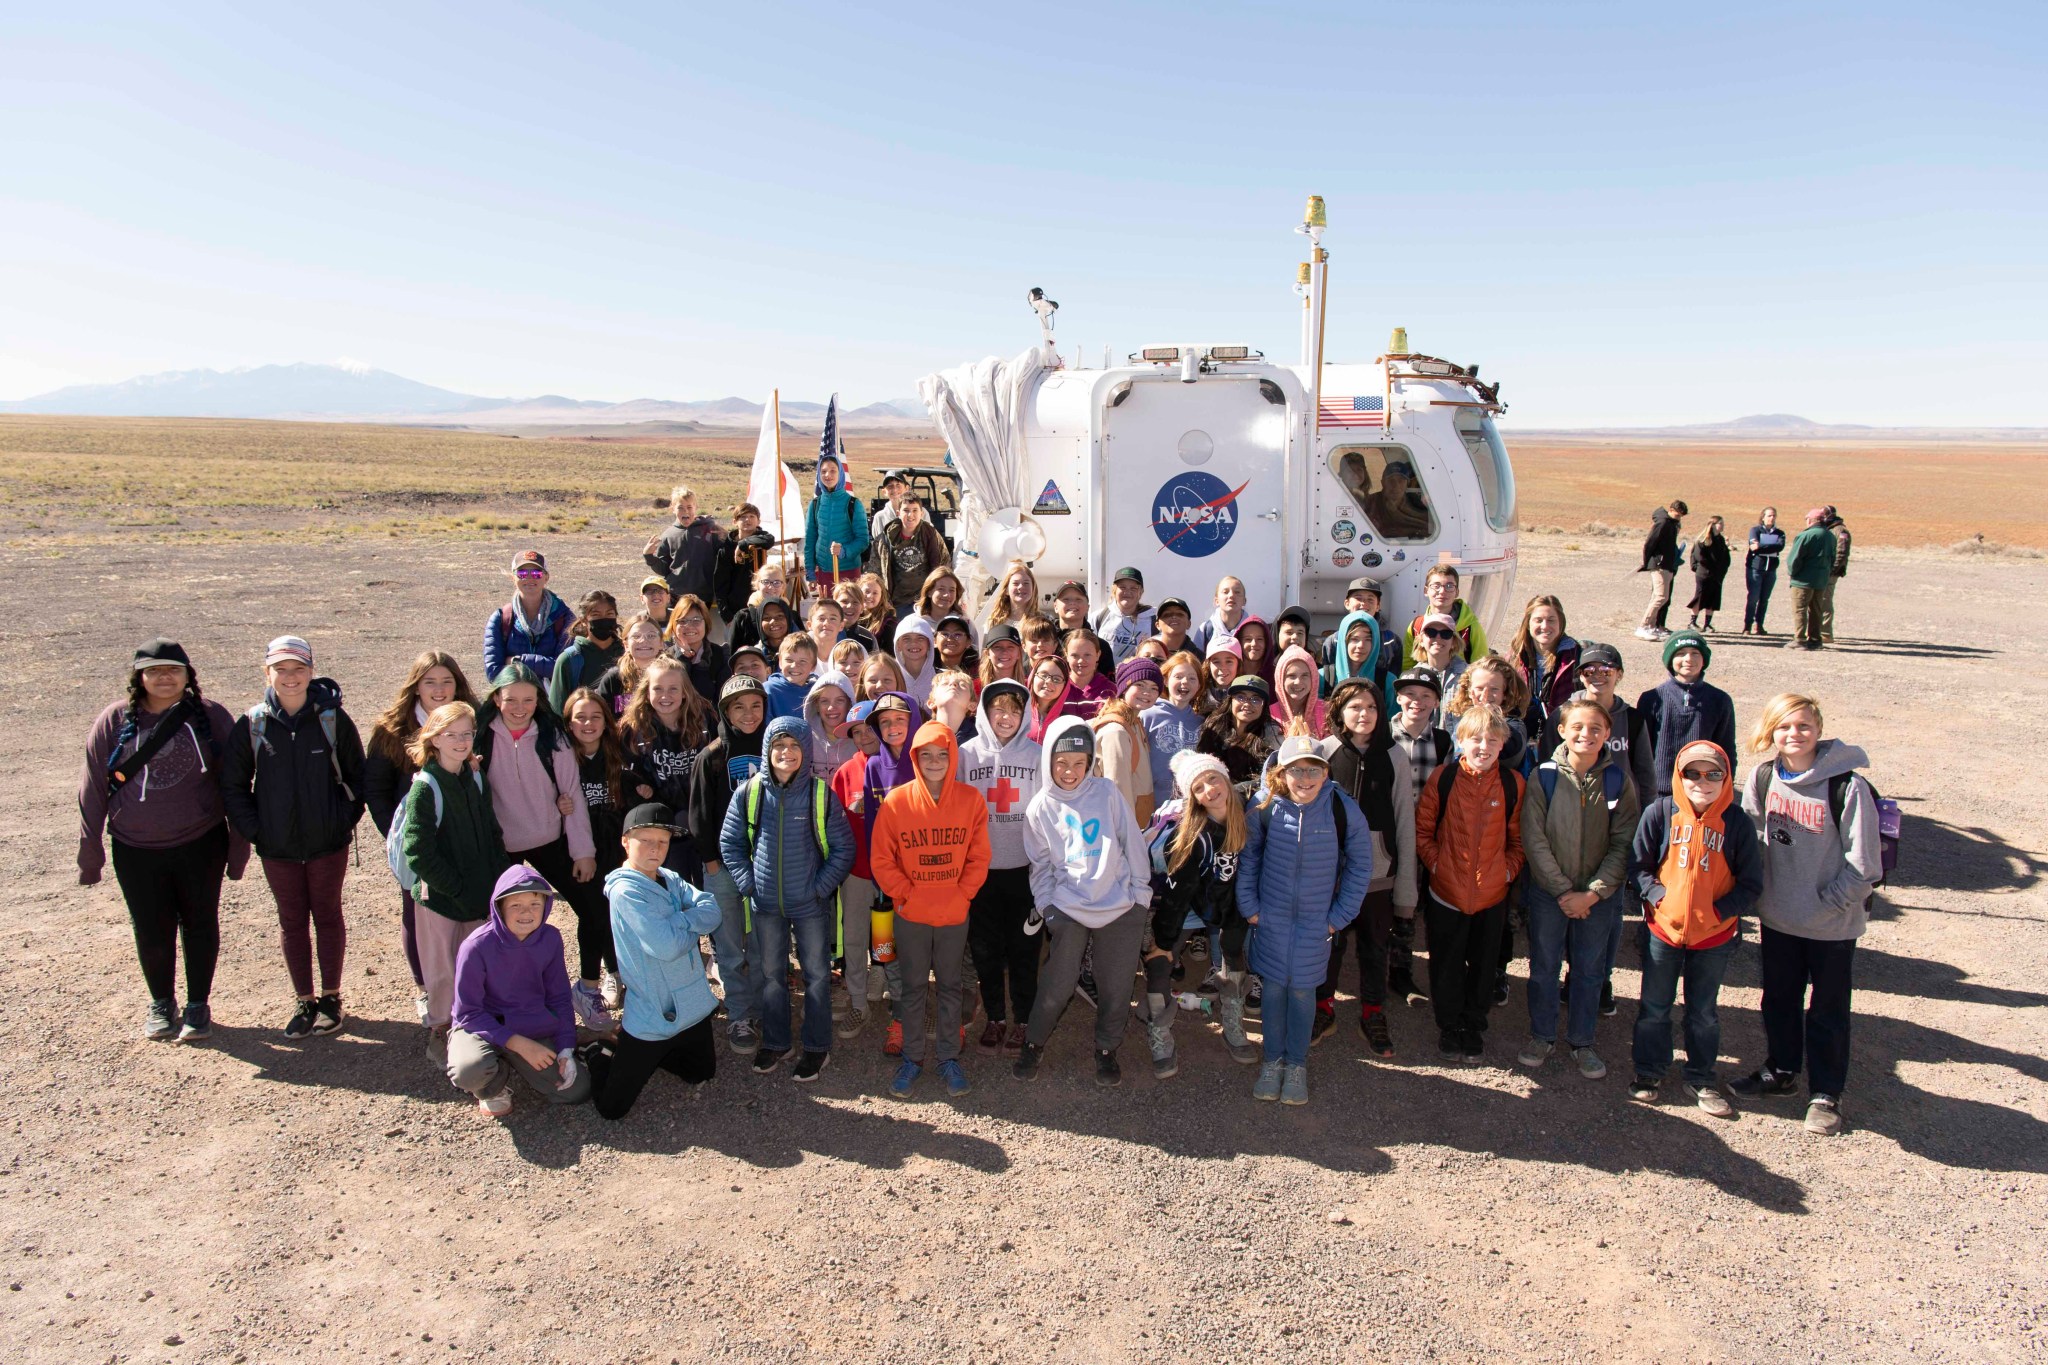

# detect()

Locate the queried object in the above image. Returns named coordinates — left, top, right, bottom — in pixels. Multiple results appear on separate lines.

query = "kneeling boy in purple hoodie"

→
left=447, top=863, right=593, bottom=1117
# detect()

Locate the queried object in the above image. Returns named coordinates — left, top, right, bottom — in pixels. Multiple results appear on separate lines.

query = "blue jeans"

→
left=1261, top=985, right=1319, bottom=1066
left=704, top=867, right=759, bottom=1031
left=1633, top=933, right=1737, bottom=1087
left=750, top=907, right=834, bottom=1054
left=1525, top=885, right=1623, bottom=1049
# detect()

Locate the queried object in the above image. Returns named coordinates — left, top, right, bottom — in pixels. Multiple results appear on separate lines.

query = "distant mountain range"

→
left=0, top=362, right=929, bottom=428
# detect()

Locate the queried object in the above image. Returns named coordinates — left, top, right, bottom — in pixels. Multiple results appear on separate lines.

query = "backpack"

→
left=1431, top=761, right=1520, bottom=842
left=1537, top=761, right=1626, bottom=810
left=1253, top=790, right=1348, bottom=849
left=740, top=775, right=842, bottom=951
left=248, top=702, right=355, bottom=802
left=1829, top=771, right=1899, bottom=898
left=386, top=768, right=483, bottom=893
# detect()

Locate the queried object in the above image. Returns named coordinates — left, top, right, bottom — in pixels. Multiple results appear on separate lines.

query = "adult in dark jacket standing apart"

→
left=867, top=468, right=911, bottom=566
left=1741, top=506, right=1787, bottom=635
left=1785, top=509, right=1837, bottom=651
left=874, top=495, right=949, bottom=614
left=1684, top=514, right=1732, bottom=631
left=483, top=549, right=576, bottom=684
left=220, top=636, right=367, bottom=1039
left=1634, top=498, right=1687, bottom=641
left=643, top=485, right=723, bottom=611
left=1820, top=505, right=1851, bottom=643
left=78, top=639, right=250, bottom=1042
left=803, top=454, right=869, bottom=594
left=713, top=502, right=776, bottom=628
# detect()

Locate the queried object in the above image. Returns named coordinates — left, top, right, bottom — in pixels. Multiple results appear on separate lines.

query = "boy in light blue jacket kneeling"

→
left=592, top=802, right=724, bottom=1121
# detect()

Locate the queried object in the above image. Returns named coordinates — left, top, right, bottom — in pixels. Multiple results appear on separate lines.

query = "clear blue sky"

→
left=4, top=2, right=2043, bottom=426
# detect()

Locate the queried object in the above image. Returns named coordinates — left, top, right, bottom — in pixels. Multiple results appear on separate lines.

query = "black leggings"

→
left=514, top=836, right=617, bottom=981
left=967, top=866, right=1040, bottom=1024
left=593, top=1016, right=716, bottom=1121
left=112, top=825, right=228, bottom=1003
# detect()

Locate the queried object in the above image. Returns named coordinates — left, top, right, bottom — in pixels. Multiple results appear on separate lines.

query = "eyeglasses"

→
left=1681, top=767, right=1726, bottom=782
left=441, top=729, right=476, bottom=741
left=1422, top=627, right=1456, bottom=640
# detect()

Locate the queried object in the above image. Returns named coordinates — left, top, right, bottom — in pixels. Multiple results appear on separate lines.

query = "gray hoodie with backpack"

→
left=1741, top=738, right=1881, bottom=940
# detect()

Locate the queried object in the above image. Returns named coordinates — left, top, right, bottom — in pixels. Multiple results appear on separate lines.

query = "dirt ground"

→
left=3, top=519, right=2044, bottom=1364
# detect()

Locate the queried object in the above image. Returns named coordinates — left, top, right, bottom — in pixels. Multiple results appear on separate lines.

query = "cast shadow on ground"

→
left=209, top=1013, right=457, bottom=1103
left=1706, top=634, right=1994, bottom=660
left=1884, top=805, right=2046, bottom=901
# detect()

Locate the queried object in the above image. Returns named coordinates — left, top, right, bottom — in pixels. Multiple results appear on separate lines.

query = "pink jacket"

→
left=486, top=717, right=594, bottom=860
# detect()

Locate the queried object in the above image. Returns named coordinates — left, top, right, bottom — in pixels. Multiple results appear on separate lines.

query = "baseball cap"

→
left=718, top=674, right=766, bottom=709
left=1346, top=576, right=1381, bottom=597
left=1275, top=734, right=1330, bottom=770
left=936, top=613, right=974, bottom=636
left=1227, top=675, right=1270, bottom=702
left=881, top=468, right=909, bottom=487
left=1054, top=579, right=1089, bottom=600
left=264, top=635, right=314, bottom=667
left=1112, top=565, right=1143, bottom=587
left=512, top=549, right=547, bottom=572
left=1205, top=634, right=1244, bottom=660
left=132, top=638, right=192, bottom=673
left=1050, top=725, right=1095, bottom=758
left=984, top=623, right=1022, bottom=649
left=1578, top=642, right=1623, bottom=672
left=846, top=700, right=879, bottom=727
left=729, top=644, right=768, bottom=668
left=872, top=694, right=912, bottom=715
left=1393, top=667, right=1442, bottom=698
left=1156, top=597, right=1192, bottom=620
left=623, top=802, right=678, bottom=834
left=639, top=575, right=668, bottom=593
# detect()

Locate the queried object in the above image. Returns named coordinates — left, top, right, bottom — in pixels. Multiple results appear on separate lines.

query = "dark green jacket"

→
left=1787, top=525, right=1837, bottom=590
left=400, top=763, right=508, bottom=922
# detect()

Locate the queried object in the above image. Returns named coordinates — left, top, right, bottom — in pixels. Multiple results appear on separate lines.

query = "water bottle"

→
left=1173, top=992, right=1212, bottom=1015
left=870, top=907, right=896, bottom=963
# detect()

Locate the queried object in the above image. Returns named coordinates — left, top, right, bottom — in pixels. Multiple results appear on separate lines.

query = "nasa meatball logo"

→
left=1330, top=519, right=1356, bottom=544
left=1331, top=548, right=1355, bottom=568
left=1151, top=471, right=1248, bottom=559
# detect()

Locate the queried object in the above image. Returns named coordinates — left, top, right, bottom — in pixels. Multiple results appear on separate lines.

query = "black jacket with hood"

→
left=220, top=678, right=367, bottom=862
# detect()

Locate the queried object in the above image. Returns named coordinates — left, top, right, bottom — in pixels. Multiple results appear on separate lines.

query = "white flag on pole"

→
left=747, top=390, right=806, bottom=550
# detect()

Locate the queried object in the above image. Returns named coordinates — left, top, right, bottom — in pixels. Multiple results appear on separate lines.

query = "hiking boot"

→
left=1219, top=995, right=1261, bottom=1065
left=977, top=1019, right=1005, bottom=1054
left=1628, top=1076, right=1660, bottom=1103
left=1804, top=1095, right=1843, bottom=1136
left=728, top=1020, right=760, bottom=1055
left=883, top=1020, right=904, bottom=1056
left=176, top=1002, right=213, bottom=1043
left=1598, top=979, right=1618, bottom=1018
left=1460, top=1029, right=1485, bottom=1062
left=1094, top=1049, right=1121, bottom=1088
left=889, top=1059, right=921, bottom=1098
left=1310, top=1001, right=1336, bottom=1046
left=1003, top=1023, right=1027, bottom=1057
left=793, top=1050, right=828, bottom=1083
left=1438, top=1030, right=1463, bottom=1063
left=1730, top=1065, right=1799, bottom=1098
left=1573, top=1046, right=1607, bottom=1080
left=1360, top=1008, right=1394, bottom=1058
left=477, top=1091, right=513, bottom=1118
left=283, top=999, right=319, bottom=1040
left=1687, top=1082, right=1736, bottom=1119
left=835, top=1006, right=868, bottom=1041
left=144, top=998, right=178, bottom=1041
left=938, top=1058, right=970, bottom=1098
left=751, top=1047, right=786, bottom=1074
left=1280, top=1064, right=1309, bottom=1106
left=1012, top=1043, right=1043, bottom=1081
left=1517, top=1037, right=1555, bottom=1069
left=1253, top=1060, right=1283, bottom=1101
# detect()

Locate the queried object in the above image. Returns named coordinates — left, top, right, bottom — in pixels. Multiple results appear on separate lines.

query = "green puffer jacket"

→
left=1518, top=744, right=1639, bottom=901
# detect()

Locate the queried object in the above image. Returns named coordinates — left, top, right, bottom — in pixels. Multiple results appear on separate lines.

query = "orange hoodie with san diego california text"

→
left=869, top=721, right=991, bottom=927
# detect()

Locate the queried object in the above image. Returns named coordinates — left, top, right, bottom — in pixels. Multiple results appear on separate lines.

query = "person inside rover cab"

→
left=1365, top=460, right=1433, bottom=540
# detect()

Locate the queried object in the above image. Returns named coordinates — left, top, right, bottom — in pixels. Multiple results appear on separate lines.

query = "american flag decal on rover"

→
left=1318, top=394, right=1386, bottom=428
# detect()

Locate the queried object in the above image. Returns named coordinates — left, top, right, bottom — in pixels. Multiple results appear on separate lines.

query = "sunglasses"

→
left=1581, top=664, right=1617, bottom=675
left=1422, top=627, right=1456, bottom=640
left=516, top=568, right=546, bottom=580
left=1681, top=766, right=1726, bottom=782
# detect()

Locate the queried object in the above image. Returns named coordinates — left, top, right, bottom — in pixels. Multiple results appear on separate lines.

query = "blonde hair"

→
left=858, top=652, right=907, bottom=701
left=1168, top=769, right=1247, bottom=874
left=984, top=560, right=1046, bottom=630
left=1454, top=703, right=1510, bottom=744
left=624, top=656, right=708, bottom=748
left=1447, top=655, right=1529, bottom=719
left=669, top=484, right=695, bottom=510
left=927, top=669, right=974, bottom=713
left=407, top=701, right=477, bottom=769
left=829, top=638, right=868, bottom=676
left=1751, top=692, right=1823, bottom=754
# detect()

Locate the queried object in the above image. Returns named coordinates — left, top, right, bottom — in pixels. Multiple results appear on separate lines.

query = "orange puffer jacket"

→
left=1415, top=759, right=1525, bottom=914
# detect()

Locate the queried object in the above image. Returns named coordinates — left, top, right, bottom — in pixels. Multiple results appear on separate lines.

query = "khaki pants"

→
left=1791, top=586, right=1825, bottom=646
left=1820, top=577, right=1839, bottom=641
left=1640, top=569, right=1675, bottom=631
left=446, top=1026, right=592, bottom=1103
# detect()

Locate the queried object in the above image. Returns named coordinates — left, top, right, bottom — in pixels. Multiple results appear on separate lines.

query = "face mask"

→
left=587, top=619, right=619, bottom=642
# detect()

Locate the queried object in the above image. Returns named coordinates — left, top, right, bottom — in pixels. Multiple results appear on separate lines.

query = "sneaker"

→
left=1220, top=996, right=1261, bottom=1064
left=835, top=1006, right=868, bottom=1041
left=1598, top=979, right=1617, bottom=1018
left=312, top=994, right=345, bottom=1035
left=884, top=1020, right=904, bottom=1057
left=751, top=1047, right=786, bottom=1074
left=1438, top=1030, right=1463, bottom=1063
left=1003, top=1023, right=1027, bottom=1057
left=1360, top=1008, right=1394, bottom=1058
left=1804, top=1095, right=1843, bottom=1136
left=1687, top=1082, right=1736, bottom=1119
left=1517, top=1037, right=1555, bottom=1069
left=144, top=998, right=179, bottom=1041
left=1184, top=934, right=1209, bottom=962
left=1151, top=1045, right=1179, bottom=1081
left=977, top=1019, right=1005, bottom=1054
left=1094, top=1049, right=1121, bottom=1088
left=1573, top=1046, right=1607, bottom=1080
left=571, top=982, right=614, bottom=1033
left=1244, top=979, right=1262, bottom=1017
left=413, top=993, right=430, bottom=1026
left=1730, top=1065, right=1799, bottom=1098
left=890, top=1059, right=922, bottom=1098
left=1012, top=1043, right=1043, bottom=1080
left=1074, top=973, right=1098, bottom=1011
left=1490, top=974, right=1510, bottom=1007
left=477, top=1091, right=514, bottom=1119
left=793, top=1050, right=828, bottom=1083
left=1628, top=1077, right=1660, bottom=1103
left=1310, top=1002, right=1336, bottom=1046
left=1253, top=1060, right=1283, bottom=1101
left=283, top=999, right=319, bottom=1039
left=1633, top=627, right=1660, bottom=641
left=175, top=1002, right=213, bottom=1043
left=1280, top=1064, right=1309, bottom=1106
left=599, top=967, right=625, bottom=1012
left=729, top=1020, right=760, bottom=1055
left=1460, top=1029, right=1485, bottom=1062
left=938, top=1058, right=970, bottom=1097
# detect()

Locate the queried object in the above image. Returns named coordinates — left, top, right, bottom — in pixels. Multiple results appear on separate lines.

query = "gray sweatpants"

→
left=1026, top=906, right=1144, bottom=1054
left=895, top=918, right=970, bottom=1064
left=446, top=1027, right=592, bottom=1104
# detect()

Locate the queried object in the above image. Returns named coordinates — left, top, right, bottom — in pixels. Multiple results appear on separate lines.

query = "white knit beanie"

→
left=1169, top=749, right=1232, bottom=802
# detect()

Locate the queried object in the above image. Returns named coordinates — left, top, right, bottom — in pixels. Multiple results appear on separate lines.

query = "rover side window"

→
left=1455, top=410, right=1517, bottom=534
left=1331, top=446, right=1436, bottom=542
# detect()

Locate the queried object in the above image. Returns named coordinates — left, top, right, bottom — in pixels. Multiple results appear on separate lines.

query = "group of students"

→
left=1638, top=499, right=1852, bottom=651
left=77, top=495, right=1886, bottom=1134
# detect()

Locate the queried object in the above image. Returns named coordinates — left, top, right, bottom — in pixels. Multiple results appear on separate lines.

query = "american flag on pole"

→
left=815, top=392, right=841, bottom=494
left=1318, top=394, right=1386, bottom=428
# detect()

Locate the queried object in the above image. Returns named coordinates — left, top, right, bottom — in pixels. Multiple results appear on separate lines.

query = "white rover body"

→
left=919, top=201, right=1520, bottom=640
